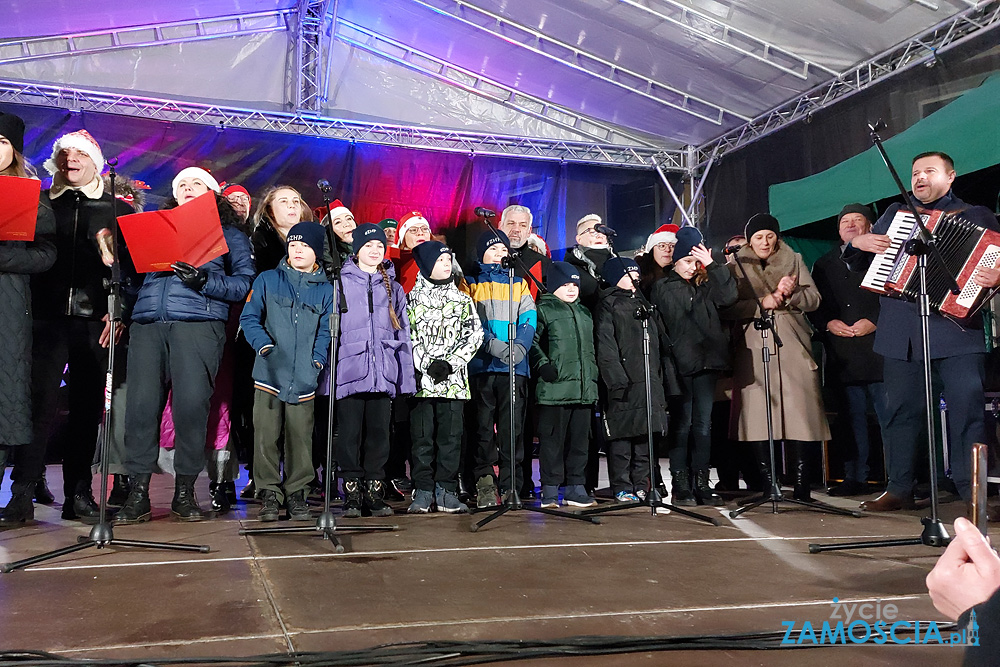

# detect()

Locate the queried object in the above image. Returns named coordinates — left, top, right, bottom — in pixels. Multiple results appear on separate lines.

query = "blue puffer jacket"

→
left=240, top=260, right=334, bottom=404
left=131, top=222, right=256, bottom=324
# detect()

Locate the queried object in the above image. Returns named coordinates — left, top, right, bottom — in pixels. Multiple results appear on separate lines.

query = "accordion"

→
left=860, top=208, right=1000, bottom=319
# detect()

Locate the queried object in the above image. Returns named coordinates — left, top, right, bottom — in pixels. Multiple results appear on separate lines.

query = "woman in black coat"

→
left=0, top=111, right=57, bottom=523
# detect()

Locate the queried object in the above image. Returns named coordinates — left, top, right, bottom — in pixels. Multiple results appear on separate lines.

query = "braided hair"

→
left=376, top=261, right=402, bottom=330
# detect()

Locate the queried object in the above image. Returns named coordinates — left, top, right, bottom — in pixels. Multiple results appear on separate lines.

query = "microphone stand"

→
left=810, top=121, right=956, bottom=553
left=577, top=237, right=718, bottom=526
left=4, top=160, right=210, bottom=572
left=470, top=215, right=600, bottom=531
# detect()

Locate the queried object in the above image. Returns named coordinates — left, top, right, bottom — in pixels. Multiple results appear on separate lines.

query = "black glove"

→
left=171, top=261, right=207, bottom=291
left=538, top=363, right=558, bottom=383
left=426, top=359, right=453, bottom=383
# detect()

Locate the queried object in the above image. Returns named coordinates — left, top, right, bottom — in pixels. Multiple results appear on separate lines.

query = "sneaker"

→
left=258, top=490, right=280, bottom=522
left=563, top=485, right=596, bottom=508
left=407, top=488, right=435, bottom=514
left=539, top=484, right=560, bottom=508
left=342, top=480, right=362, bottom=518
left=435, top=484, right=469, bottom=514
left=476, top=475, right=499, bottom=509
left=286, top=490, right=312, bottom=521
left=635, top=489, right=648, bottom=502
left=615, top=491, right=640, bottom=503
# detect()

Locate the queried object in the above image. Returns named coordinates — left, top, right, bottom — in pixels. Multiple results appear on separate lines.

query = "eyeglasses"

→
left=406, top=225, right=431, bottom=234
left=581, top=227, right=605, bottom=236
left=652, top=242, right=675, bottom=251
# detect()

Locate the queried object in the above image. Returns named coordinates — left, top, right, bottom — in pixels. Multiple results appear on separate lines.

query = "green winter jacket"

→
left=529, top=293, right=599, bottom=405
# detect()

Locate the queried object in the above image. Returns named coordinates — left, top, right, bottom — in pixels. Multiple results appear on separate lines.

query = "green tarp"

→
left=769, top=73, right=1000, bottom=231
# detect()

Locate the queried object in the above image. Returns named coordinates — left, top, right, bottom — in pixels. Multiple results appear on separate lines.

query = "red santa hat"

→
left=324, top=198, right=351, bottom=222
left=645, top=223, right=679, bottom=250
left=397, top=211, right=431, bottom=246
left=43, top=129, right=105, bottom=176
left=221, top=183, right=252, bottom=207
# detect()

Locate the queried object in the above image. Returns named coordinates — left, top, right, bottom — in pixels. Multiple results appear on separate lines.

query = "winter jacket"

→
left=510, top=245, right=549, bottom=301
left=251, top=220, right=287, bottom=274
left=529, top=293, right=598, bottom=405
left=240, top=260, right=334, bottom=404
left=406, top=272, right=484, bottom=399
left=565, top=245, right=611, bottom=310
left=335, top=258, right=416, bottom=399
left=465, top=261, right=536, bottom=377
left=650, top=260, right=738, bottom=377
left=131, top=196, right=256, bottom=324
left=0, top=195, right=56, bottom=446
left=595, top=286, right=668, bottom=439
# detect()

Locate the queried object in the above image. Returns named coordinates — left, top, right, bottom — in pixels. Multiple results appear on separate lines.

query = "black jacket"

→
left=810, top=245, right=883, bottom=385
left=251, top=220, right=286, bottom=274
left=565, top=245, right=611, bottom=310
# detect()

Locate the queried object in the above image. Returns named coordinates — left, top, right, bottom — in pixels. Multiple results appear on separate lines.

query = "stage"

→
left=0, top=467, right=979, bottom=665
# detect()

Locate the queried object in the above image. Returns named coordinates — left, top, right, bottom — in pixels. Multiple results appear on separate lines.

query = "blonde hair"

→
left=0, top=149, right=36, bottom=179
left=376, top=262, right=402, bottom=330
left=252, top=185, right=313, bottom=231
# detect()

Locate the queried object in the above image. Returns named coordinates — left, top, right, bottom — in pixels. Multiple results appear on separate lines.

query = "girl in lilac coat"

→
left=335, top=223, right=416, bottom=517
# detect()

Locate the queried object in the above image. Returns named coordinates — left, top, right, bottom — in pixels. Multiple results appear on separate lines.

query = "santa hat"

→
left=322, top=198, right=351, bottom=223
left=172, top=167, right=221, bottom=199
left=397, top=211, right=430, bottom=245
left=645, top=223, right=679, bottom=251
left=222, top=183, right=252, bottom=207
left=43, top=129, right=105, bottom=176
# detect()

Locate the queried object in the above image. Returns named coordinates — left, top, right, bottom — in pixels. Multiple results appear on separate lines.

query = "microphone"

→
left=317, top=179, right=332, bottom=193
left=474, top=206, right=496, bottom=218
left=595, top=224, right=617, bottom=237
left=722, top=243, right=744, bottom=256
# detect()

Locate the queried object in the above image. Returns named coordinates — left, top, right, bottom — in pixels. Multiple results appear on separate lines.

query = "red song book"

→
left=118, top=192, right=229, bottom=272
left=0, top=175, right=40, bottom=241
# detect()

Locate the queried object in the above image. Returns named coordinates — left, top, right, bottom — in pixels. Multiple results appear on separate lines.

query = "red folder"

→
left=118, top=192, right=229, bottom=273
left=0, top=175, right=40, bottom=242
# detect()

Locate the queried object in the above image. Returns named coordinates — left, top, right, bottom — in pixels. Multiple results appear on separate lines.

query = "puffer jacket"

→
left=529, top=293, right=598, bottom=405
left=406, top=272, right=484, bottom=399
left=465, top=261, right=536, bottom=377
left=240, top=260, right=333, bottom=404
left=131, top=196, right=256, bottom=324
left=335, top=258, right=416, bottom=399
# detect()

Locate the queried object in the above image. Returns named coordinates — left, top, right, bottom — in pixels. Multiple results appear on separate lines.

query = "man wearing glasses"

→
left=566, top=213, right=613, bottom=310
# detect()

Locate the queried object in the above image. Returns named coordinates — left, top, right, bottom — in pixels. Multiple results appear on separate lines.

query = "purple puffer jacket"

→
left=335, top=258, right=416, bottom=399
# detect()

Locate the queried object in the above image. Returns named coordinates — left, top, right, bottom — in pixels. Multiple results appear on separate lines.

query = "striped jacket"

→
left=465, top=262, right=536, bottom=377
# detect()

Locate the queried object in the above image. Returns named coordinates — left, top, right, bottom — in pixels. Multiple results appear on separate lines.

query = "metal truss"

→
left=692, top=1, right=1000, bottom=166
left=335, top=19, right=659, bottom=147
left=619, top=0, right=838, bottom=80
left=0, top=79, right=685, bottom=169
left=291, top=0, right=331, bottom=112
left=409, top=0, right=750, bottom=125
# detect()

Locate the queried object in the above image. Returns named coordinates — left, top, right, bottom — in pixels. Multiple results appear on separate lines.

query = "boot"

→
left=34, top=471, right=55, bottom=505
left=752, top=441, right=774, bottom=494
left=790, top=441, right=813, bottom=502
left=693, top=469, right=723, bottom=506
left=210, top=481, right=232, bottom=514
left=258, top=490, right=280, bottom=522
left=171, top=474, right=206, bottom=521
left=457, top=476, right=472, bottom=504
left=108, top=474, right=131, bottom=507
left=286, top=490, right=312, bottom=521
left=364, top=479, right=394, bottom=517
left=670, top=469, right=697, bottom=506
left=114, top=474, right=152, bottom=524
left=0, top=480, right=36, bottom=524
left=61, top=479, right=102, bottom=524
left=342, top=479, right=363, bottom=518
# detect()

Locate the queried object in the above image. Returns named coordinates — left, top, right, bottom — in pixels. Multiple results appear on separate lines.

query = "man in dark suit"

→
left=811, top=204, right=888, bottom=496
left=843, top=152, right=1000, bottom=515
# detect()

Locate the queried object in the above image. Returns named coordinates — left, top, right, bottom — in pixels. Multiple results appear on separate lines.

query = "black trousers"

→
left=608, top=435, right=650, bottom=495
left=125, top=321, right=225, bottom=477
left=668, top=371, right=718, bottom=472
left=537, top=404, right=591, bottom=487
left=471, top=373, right=527, bottom=493
left=335, top=392, right=391, bottom=481
left=410, top=398, right=464, bottom=492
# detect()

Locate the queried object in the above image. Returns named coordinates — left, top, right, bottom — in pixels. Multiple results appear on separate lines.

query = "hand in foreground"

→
left=972, top=266, right=1000, bottom=289
left=851, top=233, right=892, bottom=254
left=926, top=517, right=1000, bottom=621
left=850, top=318, right=877, bottom=336
left=98, top=313, right=124, bottom=348
left=171, top=261, right=208, bottom=291
left=690, top=244, right=714, bottom=267
left=776, top=274, right=798, bottom=298
left=827, top=319, right=854, bottom=337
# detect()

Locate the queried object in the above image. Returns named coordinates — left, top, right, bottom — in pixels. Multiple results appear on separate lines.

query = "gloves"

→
left=538, top=363, right=558, bottom=383
left=487, top=338, right=508, bottom=360
left=509, top=343, right=526, bottom=367
left=171, top=261, right=207, bottom=291
left=259, top=344, right=274, bottom=357
left=426, top=359, right=453, bottom=383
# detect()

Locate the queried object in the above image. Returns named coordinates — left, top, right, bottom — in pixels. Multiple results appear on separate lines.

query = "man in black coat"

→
left=843, top=152, right=1000, bottom=514
left=810, top=203, right=888, bottom=496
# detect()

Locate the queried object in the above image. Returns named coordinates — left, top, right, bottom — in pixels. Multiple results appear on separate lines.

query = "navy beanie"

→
left=412, top=240, right=451, bottom=279
left=672, top=226, right=704, bottom=261
left=477, top=228, right=510, bottom=262
left=546, top=261, right=581, bottom=292
left=352, top=222, right=387, bottom=254
left=838, top=203, right=875, bottom=224
left=0, top=111, right=25, bottom=155
left=744, top=213, right=780, bottom=239
left=601, top=256, right=639, bottom=287
left=286, top=222, right=325, bottom=260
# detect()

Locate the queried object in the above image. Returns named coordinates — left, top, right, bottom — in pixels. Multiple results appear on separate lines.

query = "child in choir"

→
left=240, top=222, right=333, bottom=522
left=405, top=241, right=484, bottom=513
left=530, top=262, right=599, bottom=508
left=335, top=223, right=415, bottom=517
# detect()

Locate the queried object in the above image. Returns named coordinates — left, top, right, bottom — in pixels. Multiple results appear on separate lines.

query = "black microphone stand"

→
left=727, top=248, right=859, bottom=519
left=470, top=214, right=600, bottom=531
left=4, top=160, right=210, bottom=572
left=577, top=236, right=718, bottom=526
left=810, top=121, right=957, bottom=553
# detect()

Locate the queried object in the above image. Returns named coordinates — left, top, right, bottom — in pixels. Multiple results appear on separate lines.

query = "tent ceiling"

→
left=1, top=0, right=996, bottom=167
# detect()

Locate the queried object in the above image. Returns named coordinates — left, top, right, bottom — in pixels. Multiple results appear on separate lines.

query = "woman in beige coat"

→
left=722, top=213, right=830, bottom=501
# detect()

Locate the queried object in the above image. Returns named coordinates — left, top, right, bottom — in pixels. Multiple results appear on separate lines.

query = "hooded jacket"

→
left=465, top=261, right=536, bottom=377
left=529, top=293, right=599, bottom=405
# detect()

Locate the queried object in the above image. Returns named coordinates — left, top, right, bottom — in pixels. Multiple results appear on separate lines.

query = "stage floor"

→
left=0, top=465, right=982, bottom=666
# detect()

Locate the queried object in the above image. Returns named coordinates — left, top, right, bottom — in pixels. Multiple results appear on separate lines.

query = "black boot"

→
left=286, top=490, right=312, bottom=521
left=171, top=474, right=206, bottom=521
left=209, top=481, right=232, bottom=514
left=258, top=490, right=280, bottom=522
left=342, top=479, right=362, bottom=518
left=114, top=474, right=152, bottom=524
left=34, top=471, right=55, bottom=505
left=790, top=441, right=813, bottom=502
left=108, top=474, right=131, bottom=507
left=670, top=469, right=697, bottom=506
left=61, top=479, right=102, bottom=524
left=693, top=469, right=723, bottom=506
left=0, top=480, right=36, bottom=524
left=364, top=479, right=394, bottom=517
left=752, top=441, right=774, bottom=494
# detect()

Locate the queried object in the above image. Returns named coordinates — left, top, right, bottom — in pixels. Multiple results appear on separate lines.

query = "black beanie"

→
left=286, top=222, right=325, bottom=260
left=352, top=222, right=387, bottom=255
left=412, top=240, right=451, bottom=279
left=477, top=228, right=510, bottom=262
left=546, top=261, right=581, bottom=292
left=601, top=256, right=639, bottom=287
left=0, top=111, right=25, bottom=155
left=672, top=226, right=704, bottom=262
left=744, top=213, right=780, bottom=239
left=838, top=203, right=875, bottom=224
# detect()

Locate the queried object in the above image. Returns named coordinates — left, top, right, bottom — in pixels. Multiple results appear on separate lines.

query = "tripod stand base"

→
left=469, top=494, right=602, bottom=532
left=239, top=511, right=398, bottom=554
left=729, top=488, right=863, bottom=519
left=808, top=516, right=950, bottom=553
left=581, top=498, right=721, bottom=526
left=2, top=522, right=211, bottom=573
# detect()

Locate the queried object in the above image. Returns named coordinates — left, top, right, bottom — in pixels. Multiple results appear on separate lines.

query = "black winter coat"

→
left=529, top=293, right=599, bottom=405
left=251, top=221, right=287, bottom=274
left=0, top=197, right=56, bottom=446
left=595, top=286, right=668, bottom=439
left=565, top=245, right=611, bottom=310
left=651, top=261, right=739, bottom=377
